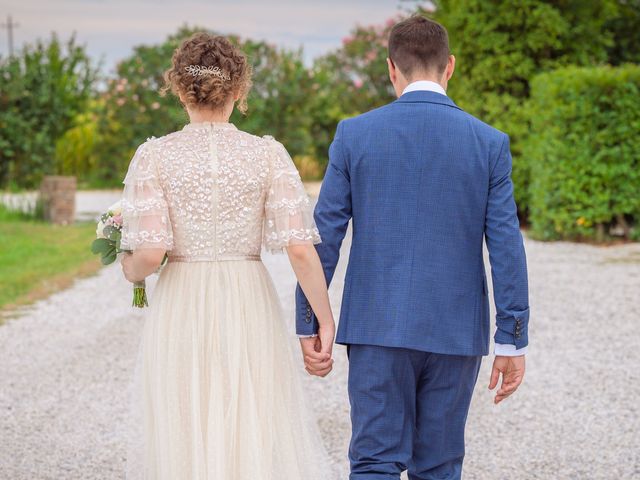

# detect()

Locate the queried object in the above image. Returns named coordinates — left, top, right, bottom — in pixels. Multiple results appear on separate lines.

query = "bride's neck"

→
left=186, top=102, right=234, bottom=124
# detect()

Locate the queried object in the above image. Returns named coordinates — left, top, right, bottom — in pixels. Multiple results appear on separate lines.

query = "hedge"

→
left=525, top=65, right=640, bottom=241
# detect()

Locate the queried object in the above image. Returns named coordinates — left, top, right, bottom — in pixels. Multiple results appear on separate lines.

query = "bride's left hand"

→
left=121, top=248, right=166, bottom=283
left=121, top=253, right=140, bottom=283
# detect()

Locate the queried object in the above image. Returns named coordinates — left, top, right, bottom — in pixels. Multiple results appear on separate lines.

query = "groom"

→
left=296, top=15, right=529, bottom=479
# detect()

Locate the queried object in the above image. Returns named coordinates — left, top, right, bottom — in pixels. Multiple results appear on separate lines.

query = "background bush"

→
left=54, top=109, right=100, bottom=182
left=526, top=64, right=640, bottom=241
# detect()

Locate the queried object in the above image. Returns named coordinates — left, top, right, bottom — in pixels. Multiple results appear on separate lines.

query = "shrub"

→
left=525, top=65, right=640, bottom=241
left=292, top=155, right=323, bottom=181
left=55, top=110, right=100, bottom=182
left=429, top=0, right=624, bottom=218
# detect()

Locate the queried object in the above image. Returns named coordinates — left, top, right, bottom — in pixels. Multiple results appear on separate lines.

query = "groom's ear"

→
left=445, top=55, right=456, bottom=82
left=388, top=58, right=404, bottom=98
left=387, top=58, right=397, bottom=83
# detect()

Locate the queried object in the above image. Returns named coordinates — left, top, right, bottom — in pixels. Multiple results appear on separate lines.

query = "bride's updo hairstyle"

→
left=162, top=32, right=253, bottom=114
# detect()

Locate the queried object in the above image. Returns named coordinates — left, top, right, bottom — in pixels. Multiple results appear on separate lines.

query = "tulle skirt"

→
left=125, top=259, right=335, bottom=480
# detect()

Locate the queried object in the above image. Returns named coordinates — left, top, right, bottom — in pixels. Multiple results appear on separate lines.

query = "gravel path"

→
left=0, top=235, right=639, bottom=479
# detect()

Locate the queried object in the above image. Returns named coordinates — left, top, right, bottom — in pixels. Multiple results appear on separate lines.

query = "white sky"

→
left=0, top=0, right=423, bottom=74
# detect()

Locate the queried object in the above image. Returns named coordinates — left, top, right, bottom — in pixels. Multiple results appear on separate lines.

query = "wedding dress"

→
left=120, top=121, right=333, bottom=479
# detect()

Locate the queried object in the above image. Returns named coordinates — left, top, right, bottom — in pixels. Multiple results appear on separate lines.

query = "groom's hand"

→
left=489, top=355, right=525, bottom=404
left=299, top=323, right=335, bottom=377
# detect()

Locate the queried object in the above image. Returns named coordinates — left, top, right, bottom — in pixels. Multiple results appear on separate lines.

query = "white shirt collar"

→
left=402, top=80, right=447, bottom=97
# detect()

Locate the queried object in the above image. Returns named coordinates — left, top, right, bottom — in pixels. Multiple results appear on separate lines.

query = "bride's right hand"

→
left=287, top=243, right=336, bottom=377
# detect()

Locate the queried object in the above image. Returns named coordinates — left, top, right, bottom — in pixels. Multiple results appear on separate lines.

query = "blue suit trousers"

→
left=347, top=345, right=482, bottom=480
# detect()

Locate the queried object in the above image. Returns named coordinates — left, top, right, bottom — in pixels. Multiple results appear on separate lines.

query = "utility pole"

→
left=1, top=15, right=19, bottom=57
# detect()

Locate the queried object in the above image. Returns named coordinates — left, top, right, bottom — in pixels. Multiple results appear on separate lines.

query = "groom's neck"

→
left=407, top=73, right=446, bottom=89
left=396, top=76, right=447, bottom=97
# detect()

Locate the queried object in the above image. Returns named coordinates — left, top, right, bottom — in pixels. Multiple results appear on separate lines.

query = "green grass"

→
left=0, top=206, right=101, bottom=315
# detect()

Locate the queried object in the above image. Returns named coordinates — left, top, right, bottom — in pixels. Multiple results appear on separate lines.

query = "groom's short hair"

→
left=388, top=15, right=450, bottom=78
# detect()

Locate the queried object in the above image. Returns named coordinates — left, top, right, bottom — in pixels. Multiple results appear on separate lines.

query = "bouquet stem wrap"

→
left=132, top=280, right=149, bottom=308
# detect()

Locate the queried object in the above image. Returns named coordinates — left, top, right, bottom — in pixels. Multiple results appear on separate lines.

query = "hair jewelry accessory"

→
left=185, top=65, right=231, bottom=81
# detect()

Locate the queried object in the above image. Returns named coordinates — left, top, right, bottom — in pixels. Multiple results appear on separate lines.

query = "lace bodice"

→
left=120, top=122, right=321, bottom=260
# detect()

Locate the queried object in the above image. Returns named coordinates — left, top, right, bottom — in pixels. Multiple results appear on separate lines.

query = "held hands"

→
left=489, top=355, right=525, bottom=404
left=299, top=321, right=336, bottom=378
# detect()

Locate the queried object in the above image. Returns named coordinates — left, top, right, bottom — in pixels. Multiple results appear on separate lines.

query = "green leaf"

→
left=91, top=238, right=112, bottom=254
left=101, top=249, right=117, bottom=265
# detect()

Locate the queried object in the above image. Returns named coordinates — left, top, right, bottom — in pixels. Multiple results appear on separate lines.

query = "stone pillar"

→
left=40, top=176, right=76, bottom=225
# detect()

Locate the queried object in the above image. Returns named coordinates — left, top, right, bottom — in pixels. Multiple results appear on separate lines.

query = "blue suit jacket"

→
left=295, top=90, right=529, bottom=356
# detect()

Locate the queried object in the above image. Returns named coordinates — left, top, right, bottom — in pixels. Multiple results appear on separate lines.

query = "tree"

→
left=320, top=19, right=398, bottom=114
left=605, top=0, right=640, bottom=65
left=0, top=33, right=98, bottom=188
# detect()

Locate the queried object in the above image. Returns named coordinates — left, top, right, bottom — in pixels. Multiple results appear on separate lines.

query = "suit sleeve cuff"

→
left=295, top=283, right=319, bottom=336
left=494, top=343, right=528, bottom=356
left=296, top=308, right=318, bottom=336
left=494, top=308, right=529, bottom=349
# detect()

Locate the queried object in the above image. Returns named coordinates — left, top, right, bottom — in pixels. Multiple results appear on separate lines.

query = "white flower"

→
left=108, top=200, right=122, bottom=216
left=96, top=219, right=106, bottom=238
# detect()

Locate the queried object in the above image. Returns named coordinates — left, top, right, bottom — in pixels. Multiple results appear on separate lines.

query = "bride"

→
left=119, top=32, right=336, bottom=479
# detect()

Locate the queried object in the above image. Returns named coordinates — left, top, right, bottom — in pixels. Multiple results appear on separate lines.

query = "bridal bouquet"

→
left=90, top=201, right=165, bottom=307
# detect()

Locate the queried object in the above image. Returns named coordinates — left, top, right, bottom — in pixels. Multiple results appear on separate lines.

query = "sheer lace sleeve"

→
left=120, top=139, right=173, bottom=251
left=263, top=137, right=321, bottom=253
